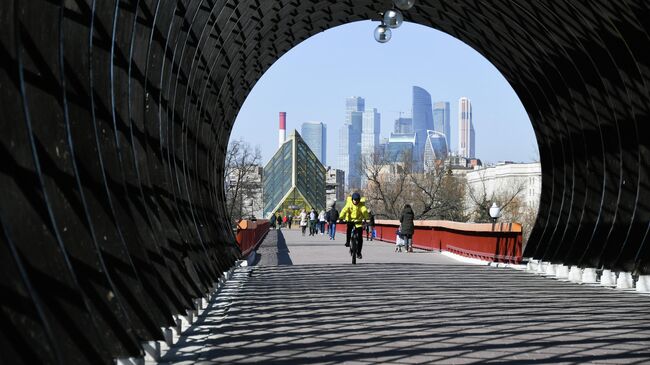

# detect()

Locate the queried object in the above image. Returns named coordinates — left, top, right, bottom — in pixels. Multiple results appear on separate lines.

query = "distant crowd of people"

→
left=266, top=193, right=417, bottom=259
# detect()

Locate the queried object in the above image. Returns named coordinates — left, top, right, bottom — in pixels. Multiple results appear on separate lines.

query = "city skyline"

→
left=231, top=21, right=537, bottom=166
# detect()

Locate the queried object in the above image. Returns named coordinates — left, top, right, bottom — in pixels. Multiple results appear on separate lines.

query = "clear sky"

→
left=230, top=20, right=538, bottom=167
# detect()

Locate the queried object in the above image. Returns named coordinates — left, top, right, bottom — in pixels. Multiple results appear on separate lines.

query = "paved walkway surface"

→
left=156, top=229, right=650, bottom=364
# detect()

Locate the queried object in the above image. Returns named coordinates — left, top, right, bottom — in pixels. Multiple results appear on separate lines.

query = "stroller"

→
left=395, top=226, right=406, bottom=252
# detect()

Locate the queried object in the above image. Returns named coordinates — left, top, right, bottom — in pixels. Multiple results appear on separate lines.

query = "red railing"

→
left=336, top=219, right=522, bottom=263
left=235, top=219, right=270, bottom=258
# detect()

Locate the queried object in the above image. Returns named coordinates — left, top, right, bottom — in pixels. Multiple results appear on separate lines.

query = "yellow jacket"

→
left=339, top=196, right=369, bottom=228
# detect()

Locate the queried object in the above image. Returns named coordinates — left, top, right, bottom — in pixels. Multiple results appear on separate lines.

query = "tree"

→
left=359, top=151, right=411, bottom=219
left=360, top=151, right=466, bottom=221
left=465, top=169, right=527, bottom=223
left=224, top=139, right=262, bottom=226
left=409, top=165, right=468, bottom=221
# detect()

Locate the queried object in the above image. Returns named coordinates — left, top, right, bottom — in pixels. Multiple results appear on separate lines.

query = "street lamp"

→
left=489, top=202, right=501, bottom=223
left=374, top=0, right=415, bottom=43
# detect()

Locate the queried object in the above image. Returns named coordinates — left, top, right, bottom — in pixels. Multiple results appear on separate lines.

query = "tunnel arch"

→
left=1, top=0, right=649, bottom=363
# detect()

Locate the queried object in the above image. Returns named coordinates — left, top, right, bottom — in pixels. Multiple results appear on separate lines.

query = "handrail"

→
left=336, top=219, right=522, bottom=263
left=236, top=220, right=270, bottom=258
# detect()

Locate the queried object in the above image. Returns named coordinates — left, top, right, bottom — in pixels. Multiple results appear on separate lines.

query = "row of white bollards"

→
left=526, top=260, right=650, bottom=293
left=116, top=264, right=240, bottom=365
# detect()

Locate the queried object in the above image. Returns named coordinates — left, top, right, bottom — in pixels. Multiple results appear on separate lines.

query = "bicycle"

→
left=346, top=221, right=363, bottom=264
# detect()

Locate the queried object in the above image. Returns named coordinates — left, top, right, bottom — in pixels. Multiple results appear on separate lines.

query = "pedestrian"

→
left=327, top=204, right=339, bottom=240
left=269, top=213, right=276, bottom=229
left=276, top=212, right=282, bottom=230
left=288, top=214, right=293, bottom=229
left=318, top=209, right=326, bottom=235
left=395, top=225, right=405, bottom=252
left=282, top=215, right=288, bottom=228
left=299, top=209, right=308, bottom=236
left=366, top=210, right=375, bottom=241
left=400, top=204, right=415, bottom=252
left=309, top=209, right=317, bottom=236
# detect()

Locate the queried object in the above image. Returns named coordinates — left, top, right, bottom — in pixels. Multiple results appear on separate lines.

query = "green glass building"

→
left=263, top=130, right=326, bottom=218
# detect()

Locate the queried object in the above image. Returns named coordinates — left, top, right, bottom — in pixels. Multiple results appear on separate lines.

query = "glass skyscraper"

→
left=386, top=133, right=416, bottom=163
left=301, top=121, right=327, bottom=166
left=412, top=86, right=434, bottom=171
left=433, top=101, right=451, bottom=150
left=423, top=130, right=449, bottom=172
left=339, top=97, right=364, bottom=189
left=459, top=97, right=475, bottom=158
left=362, top=108, right=380, bottom=157
left=263, top=130, right=326, bottom=218
left=394, top=117, right=413, bottom=134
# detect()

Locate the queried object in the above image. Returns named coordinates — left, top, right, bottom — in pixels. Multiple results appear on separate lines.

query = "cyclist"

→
left=339, top=192, right=369, bottom=259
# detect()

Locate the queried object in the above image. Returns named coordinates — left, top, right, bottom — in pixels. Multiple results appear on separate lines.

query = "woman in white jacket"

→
left=299, top=209, right=308, bottom=236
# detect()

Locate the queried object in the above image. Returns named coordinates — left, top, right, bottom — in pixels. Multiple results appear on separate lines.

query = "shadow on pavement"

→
left=161, top=264, right=650, bottom=364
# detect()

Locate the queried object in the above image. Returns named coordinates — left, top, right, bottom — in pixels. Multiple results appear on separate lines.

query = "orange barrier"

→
left=236, top=220, right=270, bottom=258
left=336, top=220, right=522, bottom=263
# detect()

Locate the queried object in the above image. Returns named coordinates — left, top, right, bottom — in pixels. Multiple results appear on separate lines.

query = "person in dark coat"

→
left=269, top=213, right=277, bottom=229
left=326, top=204, right=339, bottom=240
left=365, top=211, right=376, bottom=241
left=399, top=204, right=415, bottom=252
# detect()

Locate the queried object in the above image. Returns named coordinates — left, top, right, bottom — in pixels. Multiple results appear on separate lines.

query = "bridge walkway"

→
left=155, top=228, right=650, bottom=364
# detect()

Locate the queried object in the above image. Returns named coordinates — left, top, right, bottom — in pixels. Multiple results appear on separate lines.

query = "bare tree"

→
left=360, top=151, right=411, bottom=219
left=465, top=169, right=527, bottom=223
left=360, top=152, right=466, bottom=221
left=224, top=138, right=262, bottom=226
left=409, top=165, right=467, bottom=221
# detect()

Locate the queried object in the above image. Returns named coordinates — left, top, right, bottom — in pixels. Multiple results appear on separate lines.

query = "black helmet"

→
left=351, top=192, right=361, bottom=201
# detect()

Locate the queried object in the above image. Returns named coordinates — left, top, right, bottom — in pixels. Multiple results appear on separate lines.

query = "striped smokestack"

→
left=279, top=112, right=286, bottom=147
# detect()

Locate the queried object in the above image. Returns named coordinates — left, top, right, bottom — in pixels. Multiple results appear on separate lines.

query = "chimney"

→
left=279, top=112, right=286, bottom=147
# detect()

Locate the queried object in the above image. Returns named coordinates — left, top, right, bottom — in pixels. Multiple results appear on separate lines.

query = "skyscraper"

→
left=433, top=102, right=451, bottom=149
left=394, top=116, right=413, bottom=134
left=346, top=97, right=365, bottom=120
left=459, top=97, right=475, bottom=158
left=301, top=121, right=327, bottom=165
left=386, top=132, right=416, bottom=163
left=362, top=108, right=381, bottom=157
left=423, top=130, right=449, bottom=172
left=412, top=86, right=434, bottom=170
left=339, top=97, right=364, bottom=188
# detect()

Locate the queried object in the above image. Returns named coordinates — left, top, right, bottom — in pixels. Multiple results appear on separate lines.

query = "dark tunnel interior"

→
left=1, top=0, right=650, bottom=363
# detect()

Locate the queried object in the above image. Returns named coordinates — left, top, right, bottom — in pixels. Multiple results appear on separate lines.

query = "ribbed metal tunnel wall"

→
left=1, top=0, right=649, bottom=363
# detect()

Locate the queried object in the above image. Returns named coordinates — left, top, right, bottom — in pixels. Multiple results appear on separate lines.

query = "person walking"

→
left=276, top=212, right=282, bottom=230
left=269, top=213, right=277, bottom=229
left=366, top=210, right=375, bottom=241
left=318, top=210, right=326, bottom=235
left=282, top=215, right=288, bottom=228
left=309, top=209, right=317, bottom=236
left=327, top=204, right=339, bottom=240
left=400, top=204, right=415, bottom=252
left=287, top=214, right=293, bottom=229
left=299, top=209, right=308, bottom=236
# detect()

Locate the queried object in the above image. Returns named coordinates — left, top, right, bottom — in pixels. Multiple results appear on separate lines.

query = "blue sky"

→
left=231, top=21, right=538, bottom=166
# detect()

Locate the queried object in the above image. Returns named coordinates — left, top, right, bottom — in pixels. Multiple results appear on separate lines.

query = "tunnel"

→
left=1, top=0, right=649, bottom=363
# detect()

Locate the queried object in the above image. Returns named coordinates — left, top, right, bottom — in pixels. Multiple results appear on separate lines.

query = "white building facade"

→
left=465, top=162, right=542, bottom=210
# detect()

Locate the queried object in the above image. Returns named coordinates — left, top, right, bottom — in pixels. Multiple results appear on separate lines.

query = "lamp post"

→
left=374, top=0, right=415, bottom=43
left=489, top=202, right=501, bottom=224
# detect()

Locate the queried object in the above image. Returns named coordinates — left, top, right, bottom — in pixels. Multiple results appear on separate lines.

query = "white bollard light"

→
left=600, top=270, right=616, bottom=286
left=526, top=260, right=537, bottom=272
left=581, top=268, right=597, bottom=283
left=537, top=261, right=547, bottom=274
left=636, top=275, right=650, bottom=293
left=568, top=266, right=583, bottom=282
left=556, top=265, right=569, bottom=279
left=545, top=264, right=557, bottom=276
left=616, top=272, right=634, bottom=289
